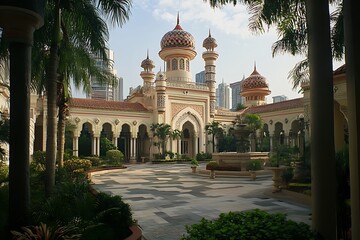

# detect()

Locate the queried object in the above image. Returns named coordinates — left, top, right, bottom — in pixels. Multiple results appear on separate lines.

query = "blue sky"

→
left=73, top=0, right=344, bottom=103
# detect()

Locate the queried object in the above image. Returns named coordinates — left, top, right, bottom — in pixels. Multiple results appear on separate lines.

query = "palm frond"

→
left=94, top=0, right=132, bottom=27
left=287, top=58, right=309, bottom=91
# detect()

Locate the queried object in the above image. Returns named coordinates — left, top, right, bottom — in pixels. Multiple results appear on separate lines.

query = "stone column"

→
left=194, top=132, right=199, bottom=157
left=0, top=2, right=44, bottom=229
left=344, top=0, right=360, bottom=238
left=72, top=136, right=79, bottom=157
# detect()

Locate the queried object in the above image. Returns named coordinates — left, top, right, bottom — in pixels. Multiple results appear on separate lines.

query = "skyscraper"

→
left=88, top=48, right=119, bottom=100
left=195, top=70, right=205, bottom=84
left=230, top=76, right=245, bottom=110
left=216, top=80, right=230, bottom=109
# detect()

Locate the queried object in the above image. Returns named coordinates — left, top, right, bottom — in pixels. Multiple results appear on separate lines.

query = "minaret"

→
left=140, top=50, right=155, bottom=86
left=240, top=63, right=271, bottom=107
left=155, top=69, right=166, bottom=114
left=159, top=13, right=196, bottom=83
left=202, top=29, right=219, bottom=118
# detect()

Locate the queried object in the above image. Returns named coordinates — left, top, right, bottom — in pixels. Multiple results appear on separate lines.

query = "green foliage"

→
left=235, top=103, right=246, bottom=111
left=0, top=162, right=8, bottom=184
left=63, top=148, right=73, bottom=161
left=100, top=137, right=117, bottom=157
left=206, top=161, right=219, bottom=170
left=217, top=134, right=237, bottom=152
left=64, top=159, right=92, bottom=172
left=335, top=144, right=351, bottom=240
left=105, top=150, right=124, bottom=166
left=83, top=156, right=101, bottom=166
left=247, top=159, right=263, bottom=171
left=269, top=145, right=298, bottom=167
left=242, top=113, right=263, bottom=132
left=30, top=151, right=47, bottom=173
left=0, top=118, right=9, bottom=161
left=282, top=167, right=294, bottom=184
left=196, top=152, right=212, bottom=161
left=32, top=150, right=47, bottom=165
left=11, top=223, right=81, bottom=240
left=190, top=158, right=199, bottom=166
left=181, top=209, right=320, bottom=240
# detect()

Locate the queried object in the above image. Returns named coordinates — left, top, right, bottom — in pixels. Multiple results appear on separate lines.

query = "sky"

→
left=73, top=0, right=344, bottom=104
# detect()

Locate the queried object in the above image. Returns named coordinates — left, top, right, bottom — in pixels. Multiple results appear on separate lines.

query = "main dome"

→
left=242, top=66, right=269, bottom=89
left=160, top=16, right=195, bottom=50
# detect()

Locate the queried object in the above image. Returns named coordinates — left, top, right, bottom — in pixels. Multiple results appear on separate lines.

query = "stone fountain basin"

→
left=212, top=152, right=269, bottom=171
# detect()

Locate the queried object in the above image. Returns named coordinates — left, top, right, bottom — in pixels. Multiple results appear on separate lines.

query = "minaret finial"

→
left=177, top=12, right=179, bottom=25
left=147, top=49, right=149, bottom=59
left=254, top=61, right=257, bottom=71
left=209, top=28, right=211, bottom=37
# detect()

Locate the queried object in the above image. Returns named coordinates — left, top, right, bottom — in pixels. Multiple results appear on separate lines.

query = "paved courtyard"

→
left=91, top=163, right=312, bottom=240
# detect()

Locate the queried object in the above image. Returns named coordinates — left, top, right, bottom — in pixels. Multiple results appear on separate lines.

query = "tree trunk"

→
left=45, top=4, right=61, bottom=196
left=8, top=42, right=31, bottom=231
left=343, top=0, right=360, bottom=239
left=305, top=0, right=337, bottom=239
left=56, top=103, right=66, bottom=168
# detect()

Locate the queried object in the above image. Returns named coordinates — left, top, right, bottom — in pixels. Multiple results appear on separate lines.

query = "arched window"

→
left=186, top=60, right=189, bottom=71
left=172, top=59, right=178, bottom=70
left=167, top=60, right=170, bottom=71
left=179, top=59, right=185, bottom=70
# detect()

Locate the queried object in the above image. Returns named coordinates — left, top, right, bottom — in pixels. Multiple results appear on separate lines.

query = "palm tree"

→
left=150, top=123, right=172, bottom=155
left=242, top=113, right=262, bottom=151
left=205, top=0, right=338, bottom=238
left=170, top=129, right=182, bottom=155
left=38, top=0, right=131, bottom=196
left=205, top=121, right=223, bottom=153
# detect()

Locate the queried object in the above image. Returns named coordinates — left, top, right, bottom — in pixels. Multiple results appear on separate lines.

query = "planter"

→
left=125, top=224, right=142, bottom=240
left=249, top=170, right=257, bottom=180
left=191, top=166, right=197, bottom=173
left=210, top=169, right=215, bottom=179
left=268, top=167, right=287, bottom=192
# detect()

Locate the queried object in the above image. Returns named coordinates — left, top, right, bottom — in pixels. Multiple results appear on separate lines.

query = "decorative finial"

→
left=177, top=12, right=179, bottom=25
left=254, top=61, right=257, bottom=71
left=209, top=28, right=211, bottom=37
left=147, top=49, right=149, bottom=59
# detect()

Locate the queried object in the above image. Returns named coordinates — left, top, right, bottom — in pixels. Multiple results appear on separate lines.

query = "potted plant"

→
left=246, top=159, right=262, bottom=180
left=190, top=158, right=199, bottom=173
left=206, top=161, right=219, bottom=179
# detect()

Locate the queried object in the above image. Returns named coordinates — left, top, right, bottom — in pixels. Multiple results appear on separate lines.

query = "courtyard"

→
left=91, top=163, right=311, bottom=240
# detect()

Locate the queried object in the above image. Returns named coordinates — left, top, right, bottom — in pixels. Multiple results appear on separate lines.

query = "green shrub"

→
left=105, top=150, right=124, bottom=166
left=206, top=161, right=219, bottom=170
left=246, top=159, right=263, bottom=171
left=0, top=162, right=8, bottom=184
left=190, top=158, right=199, bottom=166
left=282, top=167, right=294, bottom=184
left=32, top=151, right=46, bottom=165
left=64, top=159, right=92, bottom=172
left=196, top=152, right=212, bottom=161
left=181, top=209, right=321, bottom=240
left=63, top=148, right=73, bottom=161
left=83, top=156, right=101, bottom=166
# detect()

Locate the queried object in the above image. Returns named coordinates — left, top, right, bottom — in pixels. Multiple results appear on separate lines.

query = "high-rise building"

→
left=230, top=76, right=245, bottom=110
left=113, top=76, right=123, bottom=101
left=216, top=80, right=230, bottom=109
left=195, top=70, right=205, bottom=84
left=273, top=95, right=288, bottom=103
left=88, top=48, right=119, bottom=100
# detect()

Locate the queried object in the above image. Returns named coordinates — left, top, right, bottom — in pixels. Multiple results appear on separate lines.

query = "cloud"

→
left=149, top=0, right=253, bottom=38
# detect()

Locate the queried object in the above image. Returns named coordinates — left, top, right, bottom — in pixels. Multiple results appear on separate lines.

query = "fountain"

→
left=212, top=122, right=269, bottom=171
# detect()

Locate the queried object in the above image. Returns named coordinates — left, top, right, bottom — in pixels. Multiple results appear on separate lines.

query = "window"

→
left=172, top=59, right=178, bottom=70
left=179, top=59, right=184, bottom=70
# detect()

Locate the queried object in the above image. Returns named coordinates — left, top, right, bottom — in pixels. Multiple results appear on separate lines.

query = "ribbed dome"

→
left=203, top=30, right=217, bottom=50
left=141, top=53, right=155, bottom=70
left=160, top=16, right=195, bottom=50
left=242, top=66, right=269, bottom=89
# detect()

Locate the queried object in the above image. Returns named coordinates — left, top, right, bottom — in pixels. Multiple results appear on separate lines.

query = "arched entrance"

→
left=79, top=122, right=93, bottom=157
left=118, top=124, right=131, bottom=162
left=100, top=122, right=113, bottom=157
left=181, top=121, right=196, bottom=158
left=137, top=124, right=149, bottom=161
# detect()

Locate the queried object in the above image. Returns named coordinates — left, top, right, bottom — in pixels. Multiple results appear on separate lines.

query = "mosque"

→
left=24, top=16, right=347, bottom=163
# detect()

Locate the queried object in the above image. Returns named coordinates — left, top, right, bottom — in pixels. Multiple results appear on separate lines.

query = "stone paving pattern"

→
left=91, top=163, right=311, bottom=240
